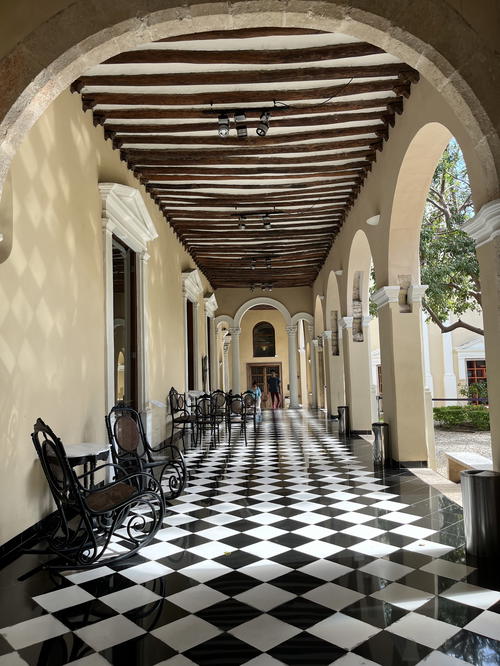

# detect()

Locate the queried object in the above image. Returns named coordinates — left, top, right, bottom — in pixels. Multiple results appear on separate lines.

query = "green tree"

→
left=420, top=139, right=483, bottom=335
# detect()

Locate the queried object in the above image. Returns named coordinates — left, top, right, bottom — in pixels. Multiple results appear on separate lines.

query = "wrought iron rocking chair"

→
left=106, top=404, right=187, bottom=502
left=168, top=387, right=197, bottom=451
left=31, top=418, right=163, bottom=569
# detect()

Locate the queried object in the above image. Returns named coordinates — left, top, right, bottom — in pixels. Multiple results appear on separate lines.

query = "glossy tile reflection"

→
left=1, top=410, right=498, bottom=665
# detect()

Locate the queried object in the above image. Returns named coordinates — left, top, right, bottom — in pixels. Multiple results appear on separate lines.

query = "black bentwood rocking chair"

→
left=31, top=418, right=163, bottom=569
left=106, top=403, right=187, bottom=502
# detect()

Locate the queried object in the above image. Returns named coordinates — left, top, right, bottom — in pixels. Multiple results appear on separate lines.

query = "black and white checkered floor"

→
left=1, top=410, right=500, bottom=666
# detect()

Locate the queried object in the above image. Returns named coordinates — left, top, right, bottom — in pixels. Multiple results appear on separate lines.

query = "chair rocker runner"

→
left=106, top=403, right=187, bottom=502
left=30, top=418, right=163, bottom=569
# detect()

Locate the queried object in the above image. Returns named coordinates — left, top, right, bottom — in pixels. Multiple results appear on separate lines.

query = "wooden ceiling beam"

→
left=159, top=28, right=327, bottom=41
left=125, top=148, right=376, bottom=165
left=115, top=125, right=384, bottom=147
left=92, top=97, right=403, bottom=122
left=75, top=64, right=417, bottom=90
left=157, top=197, right=347, bottom=208
left=81, top=80, right=408, bottom=108
left=103, top=111, right=391, bottom=134
left=103, top=42, right=385, bottom=65
left=141, top=168, right=366, bottom=180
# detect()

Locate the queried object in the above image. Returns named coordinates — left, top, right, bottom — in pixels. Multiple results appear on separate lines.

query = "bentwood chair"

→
left=106, top=404, right=187, bottom=502
left=31, top=418, right=163, bottom=569
left=242, top=390, right=257, bottom=429
left=168, top=387, right=197, bottom=450
left=227, top=394, right=249, bottom=446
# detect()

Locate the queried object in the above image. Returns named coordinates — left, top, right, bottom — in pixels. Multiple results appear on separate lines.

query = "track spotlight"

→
left=251, top=259, right=256, bottom=270
left=238, top=221, right=246, bottom=230
left=256, top=111, right=271, bottom=137
left=263, top=219, right=271, bottom=230
left=217, top=113, right=229, bottom=137
left=234, top=111, right=247, bottom=139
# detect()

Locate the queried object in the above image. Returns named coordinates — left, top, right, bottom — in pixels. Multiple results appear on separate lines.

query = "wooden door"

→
left=247, top=363, right=282, bottom=408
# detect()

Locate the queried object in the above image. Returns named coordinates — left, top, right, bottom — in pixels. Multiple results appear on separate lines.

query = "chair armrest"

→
left=76, top=461, right=130, bottom=484
left=82, top=470, right=162, bottom=497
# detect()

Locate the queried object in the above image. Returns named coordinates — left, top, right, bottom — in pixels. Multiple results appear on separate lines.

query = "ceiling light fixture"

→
left=263, top=220, right=272, bottom=230
left=234, top=111, right=247, bottom=139
left=238, top=220, right=246, bottom=230
left=256, top=111, right=271, bottom=137
left=217, top=113, right=230, bottom=137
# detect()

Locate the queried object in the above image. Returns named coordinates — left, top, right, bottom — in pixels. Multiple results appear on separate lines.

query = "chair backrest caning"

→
left=169, top=387, right=185, bottom=414
left=114, top=413, right=141, bottom=454
left=31, top=418, right=80, bottom=507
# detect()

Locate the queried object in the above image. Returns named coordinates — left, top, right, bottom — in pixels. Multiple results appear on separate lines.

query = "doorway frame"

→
left=100, top=183, right=158, bottom=429
left=247, top=362, right=283, bottom=408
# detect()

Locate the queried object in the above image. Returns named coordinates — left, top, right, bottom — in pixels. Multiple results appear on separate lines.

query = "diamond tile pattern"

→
left=2, top=410, right=497, bottom=665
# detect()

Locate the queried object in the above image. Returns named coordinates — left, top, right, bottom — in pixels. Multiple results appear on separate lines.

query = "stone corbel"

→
left=370, top=286, right=400, bottom=309
left=408, top=284, right=428, bottom=304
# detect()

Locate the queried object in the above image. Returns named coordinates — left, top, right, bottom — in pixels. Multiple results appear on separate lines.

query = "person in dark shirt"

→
left=267, top=371, right=281, bottom=409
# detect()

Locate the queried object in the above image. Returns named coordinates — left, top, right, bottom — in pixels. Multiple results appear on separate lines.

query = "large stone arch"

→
left=345, top=229, right=374, bottom=317
left=387, top=122, right=454, bottom=284
left=314, top=295, right=325, bottom=337
left=233, top=296, right=291, bottom=328
left=0, top=1, right=498, bottom=205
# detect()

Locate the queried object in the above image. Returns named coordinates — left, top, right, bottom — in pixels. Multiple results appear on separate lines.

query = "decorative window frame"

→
left=455, top=338, right=486, bottom=381
left=99, top=183, right=158, bottom=431
left=182, top=269, right=204, bottom=390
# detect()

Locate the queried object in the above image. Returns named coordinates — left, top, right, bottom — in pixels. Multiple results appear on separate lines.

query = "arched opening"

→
left=325, top=270, right=346, bottom=414
left=253, top=321, right=276, bottom=358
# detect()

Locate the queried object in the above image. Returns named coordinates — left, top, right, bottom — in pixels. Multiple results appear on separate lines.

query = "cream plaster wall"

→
left=0, top=89, right=210, bottom=545
left=238, top=309, right=290, bottom=397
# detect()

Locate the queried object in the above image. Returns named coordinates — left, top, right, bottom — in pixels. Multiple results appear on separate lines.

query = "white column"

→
left=311, top=337, right=319, bottom=409
left=223, top=341, right=230, bottom=392
left=322, top=330, right=334, bottom=417
left=229, top=327, right=241, bottom=393
left=442, top=319, right=457, bottom=404
left=421, top=310, right=434, bottom=394
left=464, top=200, right=500, bottom=471
left=286, top=325, right=299, bottom=408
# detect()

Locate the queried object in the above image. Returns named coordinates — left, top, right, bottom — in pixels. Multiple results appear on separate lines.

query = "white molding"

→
left=362, top=315, right=372, bottom=327
left=204, top=292, right=218, bottom=317
left=340, top=316, right=353, bottom=330
left=182, top=269, right=204, bottom=303
left=234, top=296, right=292, bottom=327
left=366, top=214, right=380, bottom=226
left=99, top=183, right=157, bottom=252
left=371, top=286, right=400, bottom=308
left=322, top=330, right=332, bottom=341
left=464, top=199, right=500, bottom=247
left=291, top=311, right=314, bottom=326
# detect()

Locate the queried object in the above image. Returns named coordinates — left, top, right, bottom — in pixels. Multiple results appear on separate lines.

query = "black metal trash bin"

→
left=338, top=405, right=350, bottom=437
left=461, top=469, right=500, bottom=561
left=372, top=422, right=390, bottom=466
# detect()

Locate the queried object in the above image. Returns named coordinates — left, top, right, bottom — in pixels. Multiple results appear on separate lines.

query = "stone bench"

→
left=445, top=451, right=493, bottom=483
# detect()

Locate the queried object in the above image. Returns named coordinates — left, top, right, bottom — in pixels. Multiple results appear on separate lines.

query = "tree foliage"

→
left=420, top=139, right=483, bottom=335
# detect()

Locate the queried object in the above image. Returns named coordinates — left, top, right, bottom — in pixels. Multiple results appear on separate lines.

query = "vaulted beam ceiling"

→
left=72, top=29, right=419, bottom=289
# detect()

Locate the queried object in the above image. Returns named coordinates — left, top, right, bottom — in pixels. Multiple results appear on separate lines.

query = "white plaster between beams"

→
left=464, top=199, right=500, bottom=247
left=204, top=292, right=218, bottom=318
left=182, top=269, right=204, bottom=302
left=371, top=286, right=400, bottom=308
left=99, top=182, right=157, bottom=252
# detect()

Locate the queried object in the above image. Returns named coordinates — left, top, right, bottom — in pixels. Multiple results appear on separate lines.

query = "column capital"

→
left=312, top=337, right=319, bottom=348
left=464, top=199, right=500, bottom=247
left=228, top=326, right=241, bottom=336
left=370, top=285, right=400, bottom=309
left=340, top=316, right=353, bottom=329
left=322, top=330, right=333, bottom=340
left=362, top=315, right=372, bottom=327
left=286, top=325, right=298, bottom=336
left=408, top=284, right=428, bottom=303
left=139, top=251, right=150, bottom=263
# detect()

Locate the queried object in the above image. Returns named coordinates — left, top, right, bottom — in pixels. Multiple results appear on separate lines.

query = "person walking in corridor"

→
left=267, top=371, right=281, bottom=409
